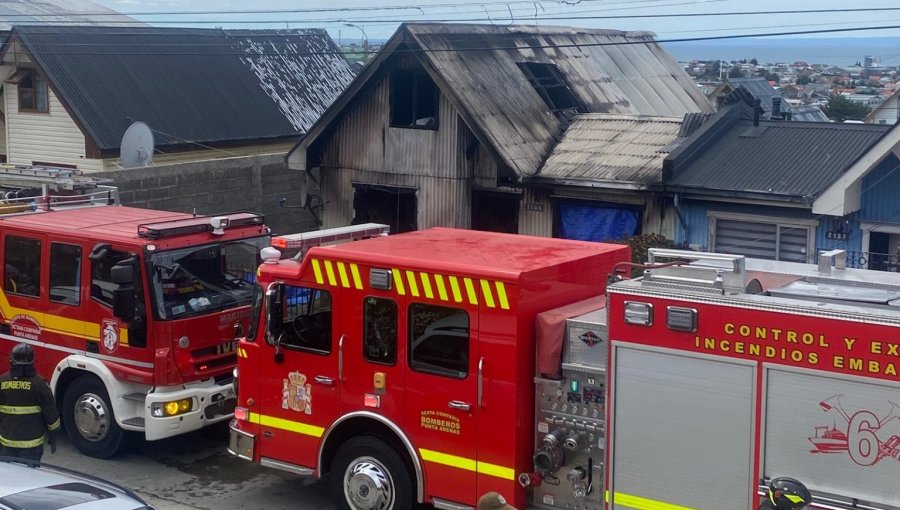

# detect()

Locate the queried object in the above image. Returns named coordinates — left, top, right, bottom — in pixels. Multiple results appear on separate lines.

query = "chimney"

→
left=753, top=99, right=761, bottom=126
left=771, top=97, right=782, bottom=120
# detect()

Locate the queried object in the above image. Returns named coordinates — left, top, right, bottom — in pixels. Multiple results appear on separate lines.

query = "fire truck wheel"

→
left=62, top=376, right=126, bottom=459
left=330, top=436, right=413, bottom=510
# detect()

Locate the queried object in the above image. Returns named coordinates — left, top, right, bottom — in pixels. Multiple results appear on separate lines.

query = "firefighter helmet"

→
left=768, top=477, right=811, bottom=510
left=10, top=342, right=35, bottom=366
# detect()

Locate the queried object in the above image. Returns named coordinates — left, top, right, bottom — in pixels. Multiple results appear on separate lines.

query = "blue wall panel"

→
left=860, top=153, right=900, bottom=224
left=675, top=199, right=817, bottom=251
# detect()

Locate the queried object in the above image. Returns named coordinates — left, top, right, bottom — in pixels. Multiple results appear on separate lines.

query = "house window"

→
left=18, top=71, right=49, bottom=113
left=390, top=71, right=438, bottom=129
left=711, top=215, right=813, bottom=263
left=517, top=62, right=581, bottom=113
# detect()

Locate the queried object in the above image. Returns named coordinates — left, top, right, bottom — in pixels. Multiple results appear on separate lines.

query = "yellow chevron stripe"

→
left=311, top=259, right=324, bottom=284
left=350, top=264, right=363, bottom=290
left=463, top=278, right=478, bottom=305
left=420, top=273, right=434, bottom=299
left=480, top=279, right=495, bottom=308
left=337, top=262, right=350, bottom=288
left=392, top=269, right=406, bottom=295
left=449, top=276, right=462, bottom=303
left=406, top=271, right=420, bottom=297
left=495, top=282, right=509, bottom=310
left=324, top=260, right=337, bottom=286
left=249, top=412, right=324, bottom=438
left=434, top=274, right=448, bottom=301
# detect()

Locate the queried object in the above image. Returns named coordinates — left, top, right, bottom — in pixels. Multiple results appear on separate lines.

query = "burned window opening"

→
left=390, top=71, right=439, bottom=129
left=518, top=62, right=582, bottom=114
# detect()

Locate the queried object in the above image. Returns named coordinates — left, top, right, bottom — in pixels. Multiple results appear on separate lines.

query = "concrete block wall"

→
left=96, top=154, right=318, bottom=235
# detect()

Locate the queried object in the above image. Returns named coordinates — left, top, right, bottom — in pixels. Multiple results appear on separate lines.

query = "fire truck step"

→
left=121, top=417, right=145, bottom=427
left=122, top=392, right=147, bottom=402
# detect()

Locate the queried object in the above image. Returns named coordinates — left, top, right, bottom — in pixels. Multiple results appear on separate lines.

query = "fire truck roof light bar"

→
left=271, top=223, right=389, bottom=250
left=137, top=212, right=265, bottom=240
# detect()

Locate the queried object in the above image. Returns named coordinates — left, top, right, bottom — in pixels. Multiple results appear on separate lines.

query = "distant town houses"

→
left=681, top=54, right=900, bottom=124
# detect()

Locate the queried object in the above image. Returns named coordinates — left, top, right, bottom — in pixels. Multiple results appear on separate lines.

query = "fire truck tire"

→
left=330, top=436, right=414, bottom=510
left=62, top=376, right=127, bottom=459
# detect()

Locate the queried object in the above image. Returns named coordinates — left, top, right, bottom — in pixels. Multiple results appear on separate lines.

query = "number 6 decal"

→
left=847, top=411, right=880, bottom=466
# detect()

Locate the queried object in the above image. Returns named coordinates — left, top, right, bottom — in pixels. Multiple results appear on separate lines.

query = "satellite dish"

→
left=120, top=121, right=155, bottom=168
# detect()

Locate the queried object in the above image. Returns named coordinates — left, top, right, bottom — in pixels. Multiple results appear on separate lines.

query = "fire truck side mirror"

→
left=110, top=263, right=134, bottom=285
left=112, top=286, right=136, bottom=322
left=264, top=282, right=283, bottom=361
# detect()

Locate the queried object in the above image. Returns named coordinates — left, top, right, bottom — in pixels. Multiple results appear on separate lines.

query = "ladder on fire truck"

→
left=270, top=223, right=390, bottom=259
left=0, top=164, right=118, bottom=215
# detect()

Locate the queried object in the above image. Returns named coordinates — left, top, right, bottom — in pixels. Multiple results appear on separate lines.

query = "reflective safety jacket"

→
left=0, top=366, right=60, bottom=449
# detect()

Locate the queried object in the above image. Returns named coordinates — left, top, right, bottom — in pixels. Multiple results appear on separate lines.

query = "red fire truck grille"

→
left=190, top=346, right=236, bottom=375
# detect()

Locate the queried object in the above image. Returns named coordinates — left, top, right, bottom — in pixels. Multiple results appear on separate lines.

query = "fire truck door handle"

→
left=477, top=357, right=484, bottom=407
left=338, top=334, right=345, bottom=382
left=314, top=376, right=334, bottom=386
left=449, top=400, right=471, bottom=412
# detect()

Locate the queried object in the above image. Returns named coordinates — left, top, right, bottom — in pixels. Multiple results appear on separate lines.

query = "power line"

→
left=9, top=23, right=900, bottom=56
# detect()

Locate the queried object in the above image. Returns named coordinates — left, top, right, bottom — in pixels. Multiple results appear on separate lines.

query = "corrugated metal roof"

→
left=0, top=0, right=141, bottom=28
left=667, top=120, right=891, bottom=199
left=12, top=25, right=356, bottom=151
left=791, top=105, right=830, bottom=122
left=727, top=77, right=781, bottom=115
left=537, top=114, right=683, bottom=185
left=403, top=23, right=714, bottom=178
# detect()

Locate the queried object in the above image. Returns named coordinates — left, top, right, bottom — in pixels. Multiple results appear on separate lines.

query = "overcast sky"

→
left=91, top=0, right=900, bottom=42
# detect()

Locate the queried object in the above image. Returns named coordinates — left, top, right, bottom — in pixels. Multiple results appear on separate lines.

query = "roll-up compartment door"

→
left=609, top=346, right=756, bottom=510
left=764, top=369, right=900, bottom=507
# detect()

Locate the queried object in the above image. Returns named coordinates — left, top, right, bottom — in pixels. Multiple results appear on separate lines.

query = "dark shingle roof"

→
left=666, top=119, right=891, bottom=199
left=11, top=25, right=356, bottom=151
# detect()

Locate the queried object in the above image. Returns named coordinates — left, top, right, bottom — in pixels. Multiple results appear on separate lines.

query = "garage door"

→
left=609, top=346, right=756, bottom=510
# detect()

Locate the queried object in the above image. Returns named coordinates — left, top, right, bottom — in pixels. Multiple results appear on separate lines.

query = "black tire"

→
left=62, top=375, right=126, bottom=459
left=330, top=436, right=414, bottom=510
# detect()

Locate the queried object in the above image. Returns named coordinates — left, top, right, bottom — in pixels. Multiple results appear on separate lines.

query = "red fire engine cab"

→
left=0, top=166, right=269, bottom=458
left=229, top=226, right=629, bottom=510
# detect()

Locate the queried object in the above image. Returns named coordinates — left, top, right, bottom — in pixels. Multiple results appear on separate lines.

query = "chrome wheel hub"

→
left=73, top=393, right=110, bottom=442
left=344, top=457, right=395, bottom=510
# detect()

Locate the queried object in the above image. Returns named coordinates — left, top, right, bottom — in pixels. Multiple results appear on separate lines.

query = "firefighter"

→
left=758, top=477, right=811, bottom=510
left=0, top=343, right=60, bottom=460
left=477, top=492, right=517, bottom=510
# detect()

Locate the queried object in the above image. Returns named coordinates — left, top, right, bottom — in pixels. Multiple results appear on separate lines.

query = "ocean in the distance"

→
left=662, top=37, right=900, bottom=66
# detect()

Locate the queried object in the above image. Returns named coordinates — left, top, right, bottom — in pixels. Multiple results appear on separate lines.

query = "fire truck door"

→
left=256, top=284, right=340, bottom=471
left=339, top=292, right=405, bottom=422
left=404, top=303, right=478, bottom=505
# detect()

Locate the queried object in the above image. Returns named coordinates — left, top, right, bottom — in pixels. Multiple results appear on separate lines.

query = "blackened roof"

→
left=665, top=104, right=891, bottom=200
left=8, top=25, right=356, bottom=151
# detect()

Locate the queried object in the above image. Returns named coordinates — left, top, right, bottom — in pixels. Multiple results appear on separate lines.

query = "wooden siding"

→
left=316, top=66, right=497, bottom=230
left=5, top=85, right=102, bottom=171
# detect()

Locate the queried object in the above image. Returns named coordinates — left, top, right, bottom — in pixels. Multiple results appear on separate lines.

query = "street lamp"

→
left=344, top=23, right=368, bottom=53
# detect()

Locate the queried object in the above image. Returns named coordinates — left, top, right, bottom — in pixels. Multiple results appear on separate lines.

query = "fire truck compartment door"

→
left=609, top=345, right=756, bottom=510
left=763, top=368, right=900, bottom=507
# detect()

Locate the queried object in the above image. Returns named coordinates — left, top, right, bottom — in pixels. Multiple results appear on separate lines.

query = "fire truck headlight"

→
left=151, top=398, right=195, bottom=417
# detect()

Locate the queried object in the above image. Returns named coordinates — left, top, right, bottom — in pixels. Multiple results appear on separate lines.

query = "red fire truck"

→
left=0, top=166, right=270, bottom=458
left=230, top=228, right=900, bottom=510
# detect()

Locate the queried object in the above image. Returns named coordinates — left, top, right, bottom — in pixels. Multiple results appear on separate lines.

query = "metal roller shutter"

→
left=609, top=346, right=756, bottom=510
left=713, top=218, right=810, bottom=263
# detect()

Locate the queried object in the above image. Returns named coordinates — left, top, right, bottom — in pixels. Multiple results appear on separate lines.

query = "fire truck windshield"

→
left=149, top=236, right=268, bottom=320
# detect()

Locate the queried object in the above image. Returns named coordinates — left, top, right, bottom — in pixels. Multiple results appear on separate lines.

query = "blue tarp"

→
left=559, top=204, right=639, bottom=242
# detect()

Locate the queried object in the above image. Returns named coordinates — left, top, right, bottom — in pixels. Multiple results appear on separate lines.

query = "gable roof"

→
left=664, top=101, right=892, bottom=203
left=288, top=23, right=713, bottom=178
left=6, top=25, right=356, bottom=152
left=533, top=114, right=685, bottom=187
left=864, top=88, right=900, bottom=123
left=0, top=0, right=141, bottom=28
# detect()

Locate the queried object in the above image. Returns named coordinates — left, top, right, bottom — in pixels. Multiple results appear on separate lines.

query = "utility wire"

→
left=10, top=24, right=900, bottom=56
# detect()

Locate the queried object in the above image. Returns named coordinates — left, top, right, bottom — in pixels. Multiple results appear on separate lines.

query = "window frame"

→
left=407, top=303, right=470, bottom=379
left=49, top=242, right=82, bottom=306
left=17, top=70, right=49, bottom=114
left=389, top=70, right=440, bottom=131
left=517, top=62, right=583, bottom=113
left=268, top=285, right=333, bottom=356
left=3, top=235, right=42, bottom=299
left=363, top=296, right=398, bottom=366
